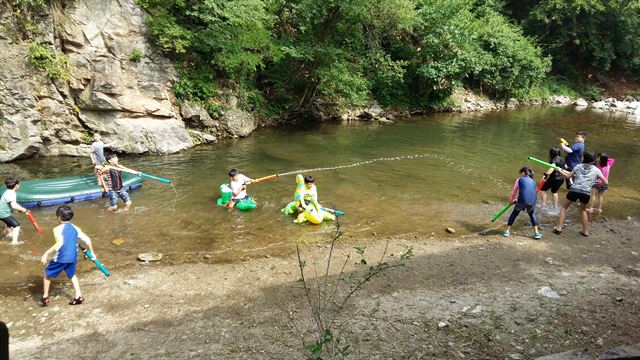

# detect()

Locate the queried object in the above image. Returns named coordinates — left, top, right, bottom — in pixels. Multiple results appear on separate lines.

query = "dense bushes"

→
left=135, top=0, right=637, bottom=117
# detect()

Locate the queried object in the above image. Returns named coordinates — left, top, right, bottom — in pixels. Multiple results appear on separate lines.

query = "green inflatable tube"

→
left=491, top=203, right=513, bottom=222
left=216, top=183, right=257, bottom=211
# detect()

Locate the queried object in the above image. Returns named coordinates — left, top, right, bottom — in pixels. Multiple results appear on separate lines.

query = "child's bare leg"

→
left=555, top=199, right=572, bottom=231
left=123, top=201, right=132, bottom=211
left=43, top=277, right=51, bottom=298
left=580, top=203, right=589, bottom=235
left=552, top=193, right=559, bottom=208
left=70, top=275, right=82, bottom=299
left=587, top=189, right=598, bottom=212
left=541, top=192, right=547, bottom=207
left=107, top=205, right=117, bottom=212
left=596, top=191, right=604, bottom=212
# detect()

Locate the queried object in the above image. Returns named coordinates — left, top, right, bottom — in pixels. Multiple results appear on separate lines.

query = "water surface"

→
left=2, top=107, right=639, bottom=289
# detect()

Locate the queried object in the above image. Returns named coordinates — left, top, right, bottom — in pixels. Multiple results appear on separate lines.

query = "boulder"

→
left=221, top=109, right=256, bottom=137
left=574, top=98, right=588, bottom=107
left=180, top=101, right=218, bottom=129
left=359, top=101, right=383, bottom=119
left=592, top=101, right=607, bottom=109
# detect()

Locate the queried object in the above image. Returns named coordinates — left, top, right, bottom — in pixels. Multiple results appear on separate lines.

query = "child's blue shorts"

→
left=45, top=260, right=77, bottom=279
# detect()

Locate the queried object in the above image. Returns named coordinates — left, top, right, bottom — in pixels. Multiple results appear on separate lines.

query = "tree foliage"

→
left=136, top=0, right=638, bottom=117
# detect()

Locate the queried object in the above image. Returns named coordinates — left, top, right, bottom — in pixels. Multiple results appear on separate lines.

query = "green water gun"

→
left=490, top=203, right=513, bottom=222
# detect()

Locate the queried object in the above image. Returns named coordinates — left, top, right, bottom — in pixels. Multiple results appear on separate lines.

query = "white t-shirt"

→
left=230, top=174, right=251, bottom=199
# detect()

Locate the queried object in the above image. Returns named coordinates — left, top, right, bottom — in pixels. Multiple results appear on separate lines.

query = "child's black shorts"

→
left=541, top=178, right=563, bottom=193
left=0, top=216, right=19, bottom=228
left=566, top=191, right=590, bottom=204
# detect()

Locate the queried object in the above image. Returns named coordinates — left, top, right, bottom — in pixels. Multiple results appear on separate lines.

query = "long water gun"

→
left=491, top=203, right=513, bottom=222
left=103, top=165, right=172, bottom=184
left=26, top=211, right=43, bottom=232
left=79, top=246, right=110, bottom=277
left=252, top=174, right=279, bottom=183
left=536, top=179, right=546, bottom=192
left=528, top=157, right=562, bottom=171
left=320, top=207, right=345, bottom=215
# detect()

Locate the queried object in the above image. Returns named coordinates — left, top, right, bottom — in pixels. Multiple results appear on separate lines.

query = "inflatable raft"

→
left=0, top=173, right=143, bottom=207
left=216, top=184, right=257, bottom=211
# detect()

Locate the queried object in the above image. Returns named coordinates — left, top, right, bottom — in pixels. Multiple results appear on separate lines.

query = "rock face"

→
left=0, top=0, right=196, bottom=162
left=59, top=0, right=192, bottom=154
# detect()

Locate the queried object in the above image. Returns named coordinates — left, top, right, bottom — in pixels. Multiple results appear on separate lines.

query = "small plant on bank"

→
left=129, top=48, right=143, bottom=62
left=27, top=41, right=69, bottom=80
left=283, top=217, right=413, bottom=359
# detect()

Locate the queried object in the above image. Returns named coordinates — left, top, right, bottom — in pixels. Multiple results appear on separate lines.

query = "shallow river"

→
left=1, top=106, right=639, bottom=289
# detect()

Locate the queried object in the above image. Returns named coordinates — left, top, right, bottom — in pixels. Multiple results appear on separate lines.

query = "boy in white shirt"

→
left=227, top=169, right=254, bottom=208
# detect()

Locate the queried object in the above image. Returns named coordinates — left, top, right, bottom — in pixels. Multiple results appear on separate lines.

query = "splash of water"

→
left=277, top=152, right=509, bottom=188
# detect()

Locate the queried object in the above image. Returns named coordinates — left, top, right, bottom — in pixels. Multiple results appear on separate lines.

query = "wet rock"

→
left=445, top=227, right=456, bottom=234
left=574, top=98, right=588, bottom=107
left=377, top=117, right=394, bottom=124
left=203, top=255, right=212, bottom=259
left=537, top=286, right=560, bottom=299
left=438, top=321, right=449, bottom=329
left=592, top=101, right=607, bottom=109
left=137, top=253, right=163, bottom=262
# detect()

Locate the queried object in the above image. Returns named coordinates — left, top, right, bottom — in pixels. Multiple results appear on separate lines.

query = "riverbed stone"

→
left=592, top=101, right=607, bottom=109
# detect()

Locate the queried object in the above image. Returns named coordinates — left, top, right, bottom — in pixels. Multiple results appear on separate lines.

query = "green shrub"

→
left=129, top=48, right=143, bottom=62
left=27, top=41, right=69, bottom=80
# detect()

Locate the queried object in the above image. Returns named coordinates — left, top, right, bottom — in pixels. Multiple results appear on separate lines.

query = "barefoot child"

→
left=103, top=152, right=133, bottom=211
left=41, top=205, right=96, bottom=306
left=588, top=153, right=615, bottom=214
left=1, top=176, right=30, bottom=245
left=503, top=167, right=542, bottom=239
left=553, top=151, right=607, bottom=237
left=539, top=148, right=567, bottom=209
left=227, top=169, right=254, bottom=208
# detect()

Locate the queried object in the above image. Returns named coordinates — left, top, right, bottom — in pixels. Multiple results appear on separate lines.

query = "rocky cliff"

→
left=0, top=0, right=256, bottom=163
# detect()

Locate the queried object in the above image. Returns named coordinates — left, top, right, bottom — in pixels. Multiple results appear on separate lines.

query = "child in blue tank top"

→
left=503, top=167, right=542, bottom=239
left=40, top=205, right=96, bottom=307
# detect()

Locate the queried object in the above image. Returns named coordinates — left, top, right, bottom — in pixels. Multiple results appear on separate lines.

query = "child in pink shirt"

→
left=588, top=153, right=615, bottom=214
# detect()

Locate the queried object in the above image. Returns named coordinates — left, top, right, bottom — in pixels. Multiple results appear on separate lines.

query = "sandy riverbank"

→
left=2, top=217, right=639, bottom=359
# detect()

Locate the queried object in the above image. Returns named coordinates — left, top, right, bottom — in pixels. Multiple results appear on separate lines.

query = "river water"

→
left=1, top=106, right=639, bottom=289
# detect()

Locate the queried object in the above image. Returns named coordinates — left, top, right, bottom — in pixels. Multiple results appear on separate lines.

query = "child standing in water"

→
left=40, top=205, right=96, bottom=306
left=103, top=153, right=134, bottom=212
left=227, top=169, right=254, bottom=208
left=553, top=151, right=607, bottom=237
left=0, top=176, right=30, bottom=245
left=588, top=153, right=615, bottom=214
left=561, top=131, right=587, bottom=189
left=539, top=148, right=567, bottom=209
left=503, top=167, right=542, bottom=239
